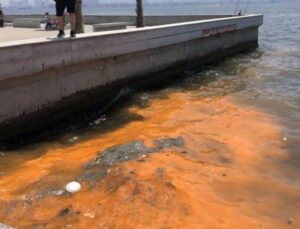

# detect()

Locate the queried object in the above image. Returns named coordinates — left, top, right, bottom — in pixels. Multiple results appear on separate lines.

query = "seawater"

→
left=0, top=3, right=300, bottom=228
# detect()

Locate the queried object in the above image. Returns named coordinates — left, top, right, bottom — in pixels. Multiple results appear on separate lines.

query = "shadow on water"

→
left=1, top=99, right=145, bottom=150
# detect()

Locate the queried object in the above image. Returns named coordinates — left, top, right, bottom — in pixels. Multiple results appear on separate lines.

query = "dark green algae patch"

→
left=86, top=136, right=184, bottom=168
left=80, top=136, right=184, bottom=187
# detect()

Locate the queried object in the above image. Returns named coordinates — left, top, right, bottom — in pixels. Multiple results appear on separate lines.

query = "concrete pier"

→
left=4, top=14, right=235, bottom=26
left=0, top=14, right=263, bottom=142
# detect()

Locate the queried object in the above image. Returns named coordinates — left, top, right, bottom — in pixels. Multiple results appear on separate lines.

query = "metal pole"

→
left=244, top=0, right=250, bottom=14
left=234, top=0, right=240, bottom=14
left=136, top=0, right=144, bottom=28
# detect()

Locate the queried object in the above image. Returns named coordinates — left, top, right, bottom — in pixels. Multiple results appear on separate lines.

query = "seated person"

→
left=44, top=12, right=52, bottom=30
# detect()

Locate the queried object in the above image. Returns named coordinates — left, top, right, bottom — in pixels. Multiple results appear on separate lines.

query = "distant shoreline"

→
left=2, top=0, right=297, bottom=10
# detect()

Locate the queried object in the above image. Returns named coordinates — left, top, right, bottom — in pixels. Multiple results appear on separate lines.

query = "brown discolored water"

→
left=1, top=3, right=300, bottom=229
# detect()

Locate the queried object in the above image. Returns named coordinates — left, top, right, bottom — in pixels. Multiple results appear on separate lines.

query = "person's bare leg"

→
left=57, top=16, right=64, bottom=30
left=56, top=16, right=65, bottom=37
left=69, top=13, right=76, bottom=37
left=69, top=13, right=76, bottom=31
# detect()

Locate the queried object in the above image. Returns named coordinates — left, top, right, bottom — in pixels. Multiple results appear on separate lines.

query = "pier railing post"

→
left=136, top=0, right=144, bottom=28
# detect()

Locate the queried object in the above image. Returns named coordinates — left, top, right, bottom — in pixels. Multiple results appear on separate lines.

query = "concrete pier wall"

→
left=0, top=15, right=263, bottom=141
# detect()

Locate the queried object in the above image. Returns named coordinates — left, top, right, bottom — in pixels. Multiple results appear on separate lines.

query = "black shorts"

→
left=56, top=0, right=77, bottom=16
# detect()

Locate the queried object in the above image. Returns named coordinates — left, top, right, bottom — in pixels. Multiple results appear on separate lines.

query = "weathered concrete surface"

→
left=13, top=18, right=41, bottom=28
left=0, top=25, right=93, bottom=43
left=0, top=15, right=263, bottom=142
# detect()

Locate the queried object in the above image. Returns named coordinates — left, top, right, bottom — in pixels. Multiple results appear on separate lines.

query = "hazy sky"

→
left=1, top=0, right=298, bottom=7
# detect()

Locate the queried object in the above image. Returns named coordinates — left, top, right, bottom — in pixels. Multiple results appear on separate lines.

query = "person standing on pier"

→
left=54, top=0, right=77, bottom=38
left=0, top=4, right=4, bottom=28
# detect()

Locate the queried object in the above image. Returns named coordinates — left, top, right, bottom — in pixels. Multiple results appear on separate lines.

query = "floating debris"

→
left=287, top=217, right=294, bottom=224
left=84, top=212, right=95, bottom=219
left=137, top=154, right=147, bottom=162
left=0, top=223, right=14, bottom=229
left=92, top=115, right=107, bottom=125
left=65, top=182, right=81, bottom=193
left=68, top=136, right=79, bottom=142
left=52, top=190, right=65, bottom=196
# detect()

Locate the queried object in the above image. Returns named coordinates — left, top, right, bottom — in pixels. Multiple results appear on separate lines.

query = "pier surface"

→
left=0, top=25, right=93, bottom=43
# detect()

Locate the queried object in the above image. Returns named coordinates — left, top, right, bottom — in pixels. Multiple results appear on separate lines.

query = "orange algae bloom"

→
left=0, top=92, right=299, bottom=228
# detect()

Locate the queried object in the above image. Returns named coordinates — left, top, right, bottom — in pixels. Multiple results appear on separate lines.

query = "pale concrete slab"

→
left=93, top=22, right=130, bottom=32
left=0, top=25, right=93, bottom=43
left=13, top=18, right=41, bottom=28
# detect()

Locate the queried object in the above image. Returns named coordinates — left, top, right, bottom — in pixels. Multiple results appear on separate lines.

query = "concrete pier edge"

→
left=0, top=15, right=263, bottom=145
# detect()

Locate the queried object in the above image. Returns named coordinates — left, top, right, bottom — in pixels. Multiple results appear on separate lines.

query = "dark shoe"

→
left=57, top=30, right=65, bottom=38
left=70, top=30, right=76, bottom=38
